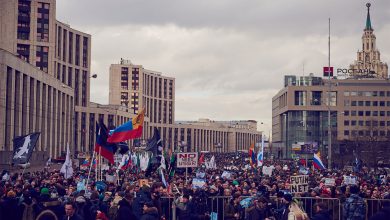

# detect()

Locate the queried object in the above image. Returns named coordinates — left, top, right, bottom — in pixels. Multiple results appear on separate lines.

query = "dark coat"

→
left=61, top=214, right=83, bottom=220
left=0, top=197, right=20, bottom=220
left=117, top=198, right=136, bottom=220
left=141, top=207, right=160, bottom=220
left=132, top=190, right=152, bottom=219
left=312, top=210, right=332, bottom=220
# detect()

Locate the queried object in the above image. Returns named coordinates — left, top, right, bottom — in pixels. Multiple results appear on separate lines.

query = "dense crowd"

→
left=0, top=152, right=389, bottom=220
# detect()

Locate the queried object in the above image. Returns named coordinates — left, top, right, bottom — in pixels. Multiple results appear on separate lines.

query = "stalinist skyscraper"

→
left=349, top=3, right=388, bottom=79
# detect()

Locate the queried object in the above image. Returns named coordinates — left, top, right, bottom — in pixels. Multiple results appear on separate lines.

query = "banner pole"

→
left=86, top=151, right=95, bottom=187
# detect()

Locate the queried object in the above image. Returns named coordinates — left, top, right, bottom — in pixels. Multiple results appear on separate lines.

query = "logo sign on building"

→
left=177, top=152, right=198, bottom=168
left=323, top=67, right=333, bottom=77
left=290, top=175, right=309, bottom=193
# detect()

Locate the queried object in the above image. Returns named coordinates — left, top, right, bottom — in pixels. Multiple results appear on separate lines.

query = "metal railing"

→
left=160, top=196, right=390, bottom=220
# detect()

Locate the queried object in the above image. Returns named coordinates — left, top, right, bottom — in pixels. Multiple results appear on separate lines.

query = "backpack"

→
left=22, top=203, right=35, bottom=220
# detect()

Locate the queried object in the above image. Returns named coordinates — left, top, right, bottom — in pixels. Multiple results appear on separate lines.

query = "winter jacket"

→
left=312, top=210, right=332, bottom=220
left=116, top=198, right=136, bottom=220
left=141, top=207, right=160, bottom=220
left=343, top=194, right=366, bottom=220
left=0, top=197, right=20, bottom=220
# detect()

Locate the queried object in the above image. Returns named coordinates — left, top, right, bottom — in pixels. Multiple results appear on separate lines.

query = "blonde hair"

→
left=288, top=202, right=309, bottom=220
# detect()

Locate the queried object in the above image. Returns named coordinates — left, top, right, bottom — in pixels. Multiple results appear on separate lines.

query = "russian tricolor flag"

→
left=313, top=152, right=326, bottom=170
left=107, top=109, right=145, bottom=143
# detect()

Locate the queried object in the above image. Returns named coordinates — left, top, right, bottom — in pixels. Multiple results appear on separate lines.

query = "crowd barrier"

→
left=160, top=196, right=390, bottom=220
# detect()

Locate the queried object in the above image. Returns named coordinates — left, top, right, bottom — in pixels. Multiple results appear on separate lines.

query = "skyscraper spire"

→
left=365, top=3, right=372, bottom=30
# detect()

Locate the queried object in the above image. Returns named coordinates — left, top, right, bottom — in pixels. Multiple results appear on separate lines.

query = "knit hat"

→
left=7, top=190, right=16, bottom=198
left=40, top=188, right=49, bottom=195
left=232, top=180, right=239, bottom=186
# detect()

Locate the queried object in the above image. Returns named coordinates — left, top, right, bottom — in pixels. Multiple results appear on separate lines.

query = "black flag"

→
left=12, top=132, right=40, bottom=165
left=145, top=128, right=163, bottom=156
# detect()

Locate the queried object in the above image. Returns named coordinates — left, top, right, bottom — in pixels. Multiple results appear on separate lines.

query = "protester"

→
left=0, top=151, right=388, bottom=220
left=311, top=203, right=331, bottom=220
left=343, top=184, right=366, bottom=220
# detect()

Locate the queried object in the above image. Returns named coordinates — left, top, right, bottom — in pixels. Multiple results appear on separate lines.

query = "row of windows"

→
left=56, top=25, right=88, bottom=68
left=344, top=130, right=390, bottom=137
left=344, top=120, right=390, bottom=127
left=344, top=110, right=390, bottom=117
left=344, top=91, right=390, bottom=97
left=344, top=100, right=390, bottom=107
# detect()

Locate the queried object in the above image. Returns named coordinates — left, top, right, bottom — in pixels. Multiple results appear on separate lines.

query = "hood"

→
left=144, top=207, right=159, bottom=217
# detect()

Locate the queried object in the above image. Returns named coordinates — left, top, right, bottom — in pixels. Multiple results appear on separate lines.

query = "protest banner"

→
left=105, top=174, right=116, bottom=183
left=192, top=178, right=206, bottom=189
left=177, top=152, right=198, bottom=168
left=290, top=175, right=309, bottom=193
left=324, top=178, right=335, bottom=186
left=262, top=166, right=273, bottom=176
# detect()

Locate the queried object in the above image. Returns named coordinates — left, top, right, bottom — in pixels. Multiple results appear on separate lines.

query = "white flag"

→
left=257, top=134, right=264, bottom=167
left=60, top=143, right=73, bottom=179
left=159, top=153, right=166, bottom=170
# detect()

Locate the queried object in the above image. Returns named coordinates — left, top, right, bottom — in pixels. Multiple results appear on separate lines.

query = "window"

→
left=387, top=121, right=390, bottom=126
left=351, top=120, right=356, bottom=126
left=351, top=111, right=357, bottom=116
left=344, top=130, right=349, bottom=136
left=358, top=101, right=364, bottom=106
left=358, top=111, right=364, bottom=116
left=351, top=101, right=357, bottom=106
left=380, top=91, right=385, bottom=97
left=380, top=111, right=385, bottom=116
left=294, top=91, right=306, bottom=106
left=344, top=120, right=349, bottom=126
left=358, top=121, right=364, bottom=126
left=373, top=101, right=378, bottom=106
left=380, top=130, right=386, bottom=136
left=344, top=100, right=350, bottom=106
left=36, top=46, right=49, bottom=72
left=344, top=111, right=349, bottom=116
left=373, top=111, right=378, bottom=116
left=366, top=121, right=371, bottom=126
left=365, top=101, right=371, bottom=106
left=36, top=2, right=50, bottom=42
left=380, top=121, right=385, bottom=126
left=380, top=101, right=385, bottom=106
left=372, top=121, right=378, bottom=126
left=365, top=111, right=371, bottom=116
left=325, top=91, right=337, bottom=106
left=343, top=91, right=350, bottom=96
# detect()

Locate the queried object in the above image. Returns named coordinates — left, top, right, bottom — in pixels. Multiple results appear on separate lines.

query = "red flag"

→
left=198, top=153, right=205, bottom=165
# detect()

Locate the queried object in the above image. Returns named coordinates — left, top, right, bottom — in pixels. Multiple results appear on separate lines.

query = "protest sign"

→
left=192, top=178, right=206, bottom=189
left=221, top=171, right=232, bottom=179
left=177, top=152, right=198, bottom=168
left=324, top=178, right=335, bottom=186
left=105, top=174, right=116, bottom=183
left=262, top=166, right=273, bottom=176
left=344, top=176, right=357, bottom=185
left=290, top=175, right=309, bottom=193
left=196, top=171, right=206, bottom=178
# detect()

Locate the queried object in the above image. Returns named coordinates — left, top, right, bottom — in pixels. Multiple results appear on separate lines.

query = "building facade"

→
left=109, top=60, right=262, bottom=152
left=0, top=48, right=74, bottom=163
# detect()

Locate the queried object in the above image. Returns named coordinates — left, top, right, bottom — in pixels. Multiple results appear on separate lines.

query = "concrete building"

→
left=0, top=0, right=134, bottom=161
left=109, top=60, right=262, bottom=152
left=0, top=48, right=74, bottom=163
left=272, top=3, right=390, bottom=163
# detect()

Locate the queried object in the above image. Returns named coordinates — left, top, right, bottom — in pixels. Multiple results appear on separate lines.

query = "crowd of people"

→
left=0, top=152, right=389, bottom=220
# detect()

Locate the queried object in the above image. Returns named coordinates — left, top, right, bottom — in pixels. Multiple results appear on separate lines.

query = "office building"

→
left=272, top=4, right=389, bottom=163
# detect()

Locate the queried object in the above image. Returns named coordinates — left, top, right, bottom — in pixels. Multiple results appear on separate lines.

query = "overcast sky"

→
left=57, top=0, right=390, bottom=132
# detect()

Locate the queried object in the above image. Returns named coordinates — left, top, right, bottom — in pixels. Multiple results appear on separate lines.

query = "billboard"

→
left=291, top=141, right=318, bottom=154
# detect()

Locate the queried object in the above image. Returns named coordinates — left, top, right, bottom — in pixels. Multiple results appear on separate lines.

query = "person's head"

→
left=350, top=185, right=360, bottom=195
left=64, top=202, right=76, bottom=217
left=282, top=193, right=293, bottom=204
left=182, top=194, right=190, bottom=203
left=313, top=202, right=328, bottom=213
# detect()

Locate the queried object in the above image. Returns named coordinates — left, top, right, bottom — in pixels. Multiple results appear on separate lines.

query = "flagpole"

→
left=98, top=146, right=102, bottom=181
left=86, top=151, right=95, bottom=187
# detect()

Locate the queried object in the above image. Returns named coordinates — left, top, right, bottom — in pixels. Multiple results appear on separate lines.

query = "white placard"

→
left=177, top=152, right=198, bottom=168
left=290, top=175, right=309, bottom=193
left=344, top=176, right=357, bottom=185
left=262, top=166, right=274, bottom=176
left=324, top=178, right=335, bottom=186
